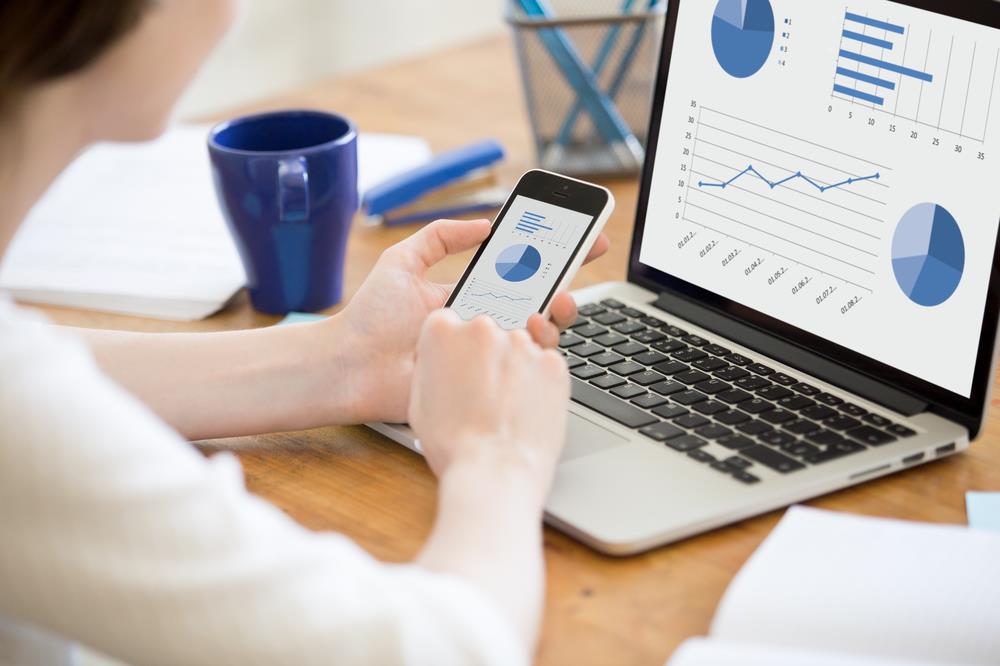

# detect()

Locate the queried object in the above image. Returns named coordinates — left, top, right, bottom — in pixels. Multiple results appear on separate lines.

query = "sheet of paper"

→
left=668, top=637, right=944, bottom=666
left=967, top=492, right=1000, bottom=532
left=709, top=506, right=1000, bottom=666
left=0, top=126, right=430, bottom=320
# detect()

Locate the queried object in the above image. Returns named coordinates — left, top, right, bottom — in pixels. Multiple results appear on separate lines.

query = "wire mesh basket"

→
left=507, top=1, right=666, bottom=178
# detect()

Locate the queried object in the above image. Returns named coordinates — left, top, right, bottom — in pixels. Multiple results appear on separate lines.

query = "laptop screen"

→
left=636, top=0, right=1000, bottom=399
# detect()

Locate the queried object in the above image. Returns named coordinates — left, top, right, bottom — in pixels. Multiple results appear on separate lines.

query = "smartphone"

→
left=446, top=169, right=614, bottom=330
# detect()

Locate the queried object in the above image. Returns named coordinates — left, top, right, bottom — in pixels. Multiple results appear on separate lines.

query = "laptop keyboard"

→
left=562, top=299, right=918, bottom=485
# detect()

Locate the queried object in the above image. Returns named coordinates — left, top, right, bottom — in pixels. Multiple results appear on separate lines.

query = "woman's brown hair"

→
left=0, top=2, right=150, bottom=114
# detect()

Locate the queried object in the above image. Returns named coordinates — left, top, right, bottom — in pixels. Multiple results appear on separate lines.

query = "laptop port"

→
left=902, top=452, right=925, bottom=465
left=935, top=443, right=957, bottom=457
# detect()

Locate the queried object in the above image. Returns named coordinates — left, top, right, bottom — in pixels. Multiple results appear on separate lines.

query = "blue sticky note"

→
left=966, top=492, right=1000, bottom=532
left=277, top=311, right=327, bottom=326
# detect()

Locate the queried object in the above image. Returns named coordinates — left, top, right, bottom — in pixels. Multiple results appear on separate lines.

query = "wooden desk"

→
left=36, top=37, right=1000, bottom=665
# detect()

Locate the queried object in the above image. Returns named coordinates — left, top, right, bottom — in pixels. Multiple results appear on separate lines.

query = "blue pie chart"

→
left=496, top=244, right=542, bottom=282
left=711, top=0, right=775, bottom=79
left=891, top=203, right=965, bottom=307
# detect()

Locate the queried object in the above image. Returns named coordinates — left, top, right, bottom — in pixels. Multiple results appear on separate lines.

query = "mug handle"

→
left=277, top=156, right=310, bottom=223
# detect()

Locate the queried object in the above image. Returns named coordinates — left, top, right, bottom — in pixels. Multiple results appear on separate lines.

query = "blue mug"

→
left=208, top=110, right=358, bottom=314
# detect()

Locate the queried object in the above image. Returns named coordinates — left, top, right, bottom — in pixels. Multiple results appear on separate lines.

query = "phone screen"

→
left=449, top=194, right=597, bottom=330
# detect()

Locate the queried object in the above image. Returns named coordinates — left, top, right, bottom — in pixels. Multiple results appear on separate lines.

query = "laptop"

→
left=371, top=0, right=1000, bottom=554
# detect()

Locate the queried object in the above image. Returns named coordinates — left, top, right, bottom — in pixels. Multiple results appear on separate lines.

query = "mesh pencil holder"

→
left=507, top=1, right=666, bottom=178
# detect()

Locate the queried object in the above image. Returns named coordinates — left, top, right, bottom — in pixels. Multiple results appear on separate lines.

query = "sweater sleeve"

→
left=0, top=304, right=525, bottom=666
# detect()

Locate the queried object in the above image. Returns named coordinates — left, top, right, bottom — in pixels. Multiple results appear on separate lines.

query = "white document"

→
left=669, top=506, right=1000, bottom=666
left=0, top=125, right=431, bottom=321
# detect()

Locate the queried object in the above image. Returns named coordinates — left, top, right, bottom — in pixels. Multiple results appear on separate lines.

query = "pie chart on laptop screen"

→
left=496, top=244, right=542, bottom=283
left=891, top=203, right=965, bottom=307
left=711, top=0, right=775, bottom=79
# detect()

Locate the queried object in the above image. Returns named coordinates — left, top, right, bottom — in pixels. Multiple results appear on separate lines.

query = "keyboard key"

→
left=824, top=415, right=862, bottom=431
left=559, top=333, right=585, bottom=348
left=651, top=380, right=686, bottom=396
left=741, top=445, right=805, bottom=473
left=747, top=363, right=775, bottom=376
left=714, top=366, right=750, bottom=381
left=674, top=413, right=710, bottom=429
left=732, top=471, right=761, bottom=484
left=565, top=356, right=586, bottom=369
left=695, top=424, right=733, bottom=440
left=631, top=371, right=666, bottom=386
left=815, top=392, right=845, bottom=407
left=633, top=330, right=667, bottom=344
left=612, top=341, right=647, bottom=357
left=783, top=419, right=821, bottom=435
left=664, top=325, right=688, bottom=337
left=692, top=357, right=728, bottom=372
left=613, top=321, right=646, bottom=336
left=638, top=421, right=685, bottom=442
left=682, top=334, right=709, bottom=347
left=719, top=434, right=756, bottom=450
left=725, top=353, right=753, bottom=366
left=715, top=409, right=751, bottom=425
left=703, top=343, right=731, bottom=356
left=673, top=348, right=708, bottom=363
left=710, top=461, right=734, bottom=474
left=693, top=379, right=730, bottom=395
left=601, top=298, right=626, bottom=309
left=675, top=369, right=712, bottom=385
left=757, top=385, right=793, bottom=401
left=805, top=441, right=865, bottom=464
left=760, top=409, right=796, bottom=424
left=620, top=307, right=646, bottom=318
left=688, top=449, right=717, bottom=463
left=574, top=342, right=608, bottom=358
left=723, top=456, right=752, bottom=469
left=769, top=372, right=797, bottom=386
left=778, top=395, right=815, bottom=411
left=593, top=312, right=626, bottom=326
left=887, top=424, right=917, bottom=437
left=693, top=400, right=728, bottom=416
left=571, top=365, right=605, bottom=380
left=784, top=442, right=820, bottom=457
left=736, top=376, right=771, bottom=391
left=652, top=404, right=688, bottom=419
left=718, top=388, right=754, bottom=404
left=673, top=390, right=708, bottom=406
left=736, top=420, right=773, bottom=436
left=666, top=435, right=708, bottom=452
left=805, top=429, right=847, bottom=447
left=591, top=374, right=626, bottom=389
left=590, top=352, right=625, bottom=367
left=640, top=316, right=667, bottom=328
left=571, top=379, right=657, bottom=428
left=578, top=303, right=606, bottom=317
left=862, top=413, right=892, bottom=427
left=611, top=384, right=647, bottom=400
left=838, top=402, right=868, bottom=417
left=759, top=430, right=796, bottom=447
left=573, top=324, right=606, bottom=338
left=739, top=399, right=774, bottom=415
left=651, top=339, right=686, bottom=353
left=632, top=393, right=668, bottom=409
left=594, top=332, right=628, bottom=347
left=800, top=404, right=837, bottom=421
left=846, top=426, right=897, bottom=446
left=652, top=360, right=688, bottom=375
left=610, top=361, right=645, bottom=376
left=790, top=382, right=820, bottom=396
left=633, top=351, right=668, bottom=366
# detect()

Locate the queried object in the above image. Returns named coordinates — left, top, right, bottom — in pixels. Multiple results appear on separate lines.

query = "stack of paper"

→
left=669, top=506, right=1000, bottom=666
left=0, top=125, right=431, bottom=320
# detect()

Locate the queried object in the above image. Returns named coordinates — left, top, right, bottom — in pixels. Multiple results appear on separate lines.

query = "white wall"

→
left=177, top=0, right=505, bottom=118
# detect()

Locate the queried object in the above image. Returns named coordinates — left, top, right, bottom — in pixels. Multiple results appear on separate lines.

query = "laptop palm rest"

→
left=561, top=412, right=630, bottom=462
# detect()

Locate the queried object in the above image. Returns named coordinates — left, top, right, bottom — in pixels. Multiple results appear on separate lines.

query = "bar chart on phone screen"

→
left=640, top=0, right=1000, bottom=396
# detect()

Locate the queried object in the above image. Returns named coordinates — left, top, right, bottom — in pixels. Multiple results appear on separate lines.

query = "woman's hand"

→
left=408, top=309, right=570, bottom=491
left=336, top=218, right=608, bottom=423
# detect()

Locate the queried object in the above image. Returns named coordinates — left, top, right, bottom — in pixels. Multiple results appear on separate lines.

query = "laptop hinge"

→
left=652, top=291, right=929, bottom=416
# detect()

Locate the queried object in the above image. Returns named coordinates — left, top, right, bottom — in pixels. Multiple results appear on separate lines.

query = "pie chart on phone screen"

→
left=496, top=244, right=542, bottom=282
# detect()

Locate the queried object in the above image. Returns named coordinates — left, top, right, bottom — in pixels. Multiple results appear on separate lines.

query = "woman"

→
left=0, top=2, right=610, bottom=664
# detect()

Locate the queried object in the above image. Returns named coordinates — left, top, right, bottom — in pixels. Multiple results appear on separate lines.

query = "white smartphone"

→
left=447, top=169, right=614, bottom=330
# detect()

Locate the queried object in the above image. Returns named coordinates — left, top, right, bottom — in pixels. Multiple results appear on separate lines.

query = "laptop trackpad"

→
left=561, top=413, right=630, bottom=462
